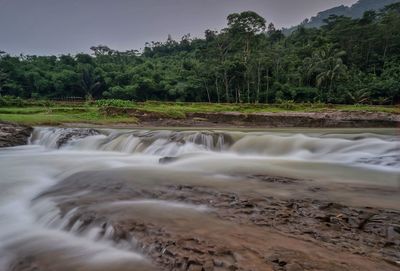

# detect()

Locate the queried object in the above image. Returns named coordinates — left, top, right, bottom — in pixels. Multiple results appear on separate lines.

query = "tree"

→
left=0, top=8, right=399, bottom=105
left=80, top=66, right=102, bottom=99
left=267, top=23, right=284, bottom=44
left=90, top=45, right=114, bottom=56
left=226, top=11, right=266, bottom=103
left=0, top=70, right=8, bottom=96
left=227, top=11, right=266, bottom=34
left=310, top=45, right=348, bottom=101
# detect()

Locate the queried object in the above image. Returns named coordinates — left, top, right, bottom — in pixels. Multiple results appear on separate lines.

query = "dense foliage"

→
left=1, top=4, right=399, bottom=105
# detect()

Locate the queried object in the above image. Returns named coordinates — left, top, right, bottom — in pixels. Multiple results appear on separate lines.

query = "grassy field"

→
left=0, top=100, right=398, bottom=126
left=0, top=106, right=137, bottom=125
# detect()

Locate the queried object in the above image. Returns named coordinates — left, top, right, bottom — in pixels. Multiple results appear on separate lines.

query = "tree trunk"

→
left=235, top=87, right=238, bottom=103
left=244, top=37, right=251, bottom=104
left=329, top=76, right=334, bottom=103
left=202, top=79, right=211, bottom=103
left=223, top=70, right=229, bottom=103
left=275, top=60, right=280, bottom=83
left=215, top=75, right=220, bottom=103
left=256, top=61, right=261, bottom=104
left=383, top=38, right=389, bottom=66
left=266, top=67, right=269, bottom=104
left=365, top=42, right=371, bottom=68
left=247, top=77, right=250, bottom=104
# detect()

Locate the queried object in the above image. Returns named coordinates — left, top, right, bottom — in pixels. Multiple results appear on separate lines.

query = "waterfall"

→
left=31, top=128, right=234, bottom=156
left=29, top=127, right=400, bottom=168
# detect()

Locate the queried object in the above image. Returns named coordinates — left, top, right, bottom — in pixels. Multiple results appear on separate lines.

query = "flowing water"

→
left=0, top=127, right=399, bottom=270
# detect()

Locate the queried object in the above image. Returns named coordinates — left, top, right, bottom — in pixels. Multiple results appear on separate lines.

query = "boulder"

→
left=0, top=122, right=33, bottom=148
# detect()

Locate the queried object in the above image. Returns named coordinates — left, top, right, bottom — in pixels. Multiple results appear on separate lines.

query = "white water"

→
left=0, top=146, right=155, bottom=271
left=31, top=127, right=400, bottom=170
left=0, top=127, right=399, bottom=270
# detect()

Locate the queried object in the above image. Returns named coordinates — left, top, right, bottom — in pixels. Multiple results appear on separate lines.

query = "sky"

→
left=0, top=0, right=358, bottom=55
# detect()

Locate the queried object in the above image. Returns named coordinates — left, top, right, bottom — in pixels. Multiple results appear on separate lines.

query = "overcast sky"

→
left=0, top=0, right=358, bottom=55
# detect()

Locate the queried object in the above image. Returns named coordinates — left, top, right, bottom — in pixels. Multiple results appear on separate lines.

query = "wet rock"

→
left=54, top=128, right=100, bottom=147
left=247, top=175, right=298, bottom=184
left=309, top=186, right=323, bottom=192
left=159, top=156, right=179, bottom=164
left=0, top=122, right=33, bottom=147
left=203, top=260, right=214, bottom=271
left=36, top=171, right=400, bottom=271
left=286, top=263, right=303, bottom=271
left=357, top=155, right=400, bottom=168
left=387, top=225, right=400, bottom=244
left=187, top=264, right=202, bottom=271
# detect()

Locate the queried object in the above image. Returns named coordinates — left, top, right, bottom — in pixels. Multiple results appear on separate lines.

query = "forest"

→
left=0, top=3, right=399, bottom=105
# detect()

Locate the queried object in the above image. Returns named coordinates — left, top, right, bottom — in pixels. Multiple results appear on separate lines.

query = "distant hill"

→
left=284, top=0, right=400, bottom=34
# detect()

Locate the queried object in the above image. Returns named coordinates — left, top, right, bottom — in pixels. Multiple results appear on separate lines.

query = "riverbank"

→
left=103, top=109, right=400, bottom=128
left=0, top=102, right=399, bottom=128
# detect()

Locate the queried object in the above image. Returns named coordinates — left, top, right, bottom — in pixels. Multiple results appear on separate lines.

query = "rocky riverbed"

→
left=1, top=127, right=399, bottom=271
left=12, top=169, right=397, bottom=271
left=0, top=122, right=32, bottom=147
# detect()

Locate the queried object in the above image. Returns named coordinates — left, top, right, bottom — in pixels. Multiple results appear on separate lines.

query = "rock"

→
left=387, top=226, right=400, bottom=243
left=35, top=169, right=400, bottom=270
left=187, top=264, right=202, bottom=271
left=0, top=122, right=33, bottom=148
left=247, top=175, right=297, bottom=184
left=203, top=260, right=214, bottom=271
left=357, top=155, right=400, bottom=168
left=54, top=128, right=100, bottom=148
left=286, top=263, right=303, bottom=271
left=159, top=156, right=179, bottom=164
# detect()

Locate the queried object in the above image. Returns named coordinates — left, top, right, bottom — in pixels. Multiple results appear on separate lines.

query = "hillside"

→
left=284, top=0, right=400, bottom=33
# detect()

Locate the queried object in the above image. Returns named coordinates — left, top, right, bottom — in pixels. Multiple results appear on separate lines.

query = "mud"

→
left=101, top=107, right=400, bottom=128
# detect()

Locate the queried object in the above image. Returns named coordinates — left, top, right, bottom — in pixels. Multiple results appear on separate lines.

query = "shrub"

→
left=292, top=87, right=319, bottom=103
left=0, top=96, right=25, bottom=107
left=276, top=99, right=296, bottom=110
left=95, top=99, right=135, bottom=108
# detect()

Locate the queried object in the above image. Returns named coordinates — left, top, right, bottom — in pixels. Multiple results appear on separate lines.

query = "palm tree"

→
left=347, top=88, right=371, bottom=104
left=310, top=45, right=347, bottom=102
left=80, top=66, right=101, bottom=100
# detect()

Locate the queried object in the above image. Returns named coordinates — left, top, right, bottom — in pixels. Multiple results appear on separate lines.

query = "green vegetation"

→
left=0, top=107, right=136, bottom=126
left=0, top=100, right=397, bottom=126
left=94, top=99, right=136, bottom=108
left=0, top=3, right=400, bottom=107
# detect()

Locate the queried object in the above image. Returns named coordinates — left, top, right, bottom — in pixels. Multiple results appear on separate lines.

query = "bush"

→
left=304, top=102, right=326, bottom=109
left=276, top=99, right=296, bottom=110
left=0, top=96, right=25, bottom=107
left=292, top=87, right=319, bottom=103
left=95, top=99, right=135, bottom=108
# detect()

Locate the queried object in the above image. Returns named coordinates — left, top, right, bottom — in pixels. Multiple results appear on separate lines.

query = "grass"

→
left=136, top=101, right=399, bottom=113
left=0, top=101, right=398, bottom=126
left=134, top=102, right=400, bottom=117
left=0, top=106, right=137, bottom=125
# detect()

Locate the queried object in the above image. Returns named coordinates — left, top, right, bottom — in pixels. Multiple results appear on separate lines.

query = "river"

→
left=0, top=127, right=399, bottom=270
